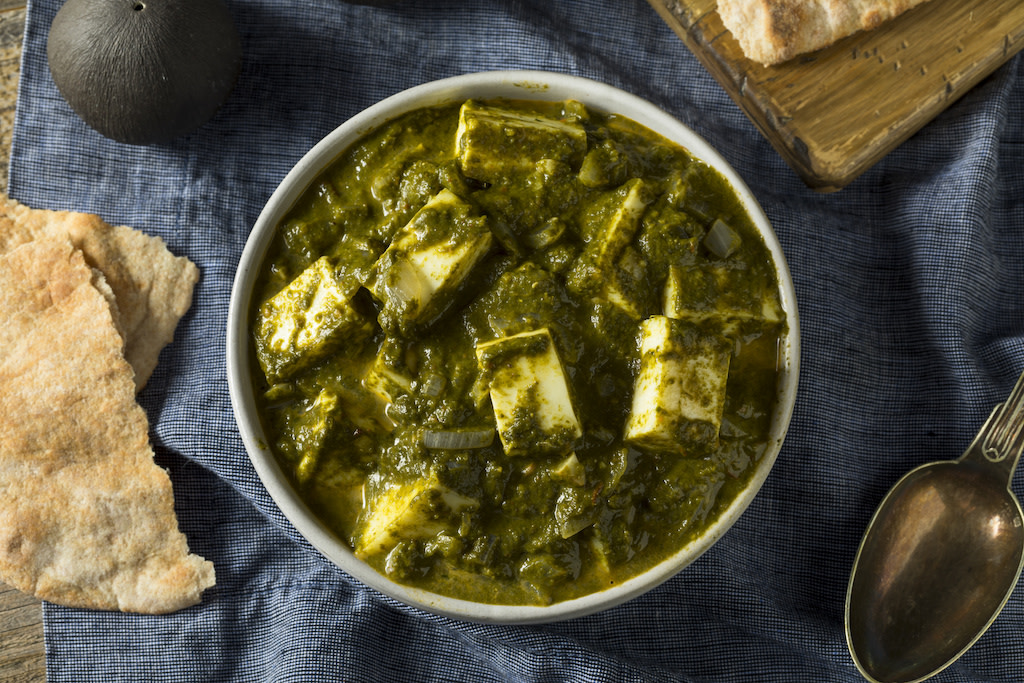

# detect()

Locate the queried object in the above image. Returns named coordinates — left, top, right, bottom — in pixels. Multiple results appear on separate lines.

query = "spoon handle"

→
left=961, top=370, right=1024, bottom=480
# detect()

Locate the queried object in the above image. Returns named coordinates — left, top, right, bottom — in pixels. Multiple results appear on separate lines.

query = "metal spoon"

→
left=845, top=370, right=1024, bottom=683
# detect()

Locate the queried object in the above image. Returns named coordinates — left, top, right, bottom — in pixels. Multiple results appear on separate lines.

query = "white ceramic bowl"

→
left=227, top=70, right=800, bottom=624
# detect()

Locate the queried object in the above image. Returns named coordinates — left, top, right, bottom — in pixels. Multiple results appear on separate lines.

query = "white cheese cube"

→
left=624, top=315, right=731, bottom=454
left=567, top=180, right=653, bottom=318
left=591, top=178, right=650, bottom=268
left=294, top=389, right=341, bottom=484
left=599, top=247, right=650, bottom=321
left=456, top=100, right=587, bottom=184
left=663, top=263, right=782, bottom=325
left=551, top=452, right=586, bottom=486
left=354, top=471, right=477, bottom=558
left=367, top=189, right=493, bottom=332
left=362, top=345, right=414, bottom=406
left=255, top=256, right=373, bottom=382
left=476, top=328, right=582, bottom=456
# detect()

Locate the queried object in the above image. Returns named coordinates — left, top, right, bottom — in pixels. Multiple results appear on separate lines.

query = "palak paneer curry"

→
left=250, top=98, right=786, bottom=605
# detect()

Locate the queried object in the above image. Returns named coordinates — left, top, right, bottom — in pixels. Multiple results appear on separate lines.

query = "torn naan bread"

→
left=717, top=0, right=934, bottom=66
left=0, top=194, right=199, bottom=391
left=0, top=238, right=214, bottom=613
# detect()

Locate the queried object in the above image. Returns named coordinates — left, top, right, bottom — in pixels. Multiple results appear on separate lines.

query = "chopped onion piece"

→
left=719, top=416, right=747, bottom=438
left=524, top=217, right=566, bottom=250
left=419, top=373, right=445, bottom=398
left=704, top=218, right=742, bottom=258
left=382, top=275, right=417, bottom=308
left=558, top=515, right=594, bottom=539
left=422, top=427, right=495, bottom=450
left=551, top=452, right=585, bottom=486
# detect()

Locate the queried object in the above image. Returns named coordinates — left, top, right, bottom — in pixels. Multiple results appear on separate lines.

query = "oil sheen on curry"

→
left=250, top=98, right=786, bottom=605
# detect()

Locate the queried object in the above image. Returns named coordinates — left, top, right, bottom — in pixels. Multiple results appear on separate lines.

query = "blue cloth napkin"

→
left=10, top=0, right=1024, bottom=680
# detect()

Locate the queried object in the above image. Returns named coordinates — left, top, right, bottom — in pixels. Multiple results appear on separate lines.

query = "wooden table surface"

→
left=0, top=2, right=46, bottom=682
left=647, top=0, right=1024, bottom=190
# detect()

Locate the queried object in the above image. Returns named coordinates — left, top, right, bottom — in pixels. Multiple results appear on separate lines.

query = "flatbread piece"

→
left=0, top=238, right=214, bottom=613
left=717, top=0, right=934, bottom=66
left=0, top=195, right=199, bottom=391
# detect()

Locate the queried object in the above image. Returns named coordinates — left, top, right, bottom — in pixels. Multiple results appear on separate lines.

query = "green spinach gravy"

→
left=250, top=98, right=786, bottom=605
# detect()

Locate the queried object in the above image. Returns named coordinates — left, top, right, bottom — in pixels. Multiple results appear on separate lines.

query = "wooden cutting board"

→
left=647, top=0, right=1024, bottom=191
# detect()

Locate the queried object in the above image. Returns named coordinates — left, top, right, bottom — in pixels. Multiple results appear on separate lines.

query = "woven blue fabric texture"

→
left=8, top=0, right=1024, bottom=680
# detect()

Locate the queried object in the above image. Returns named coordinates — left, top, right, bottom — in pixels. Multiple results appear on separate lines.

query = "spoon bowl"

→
left=846, top=371, right=1024, bottom=683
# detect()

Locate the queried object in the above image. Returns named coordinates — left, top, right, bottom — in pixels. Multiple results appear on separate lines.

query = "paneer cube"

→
left=475, top=328, right=582, bottom=456
left=367, top=189, right=493, bottom=333
left=663, top=263, right=782, bottom=326
left=551, top=452, right=586, bottom=486
left=362, top=337, right=414, bottom=405
left=567, top=180, right=654, bottom=319
left=456, top=100, right=587, bottom=184
left=255, top=256, right=374, bottom=382
left=292, top=389, right=341, bottom=484
left=596, top=246, right=652, bottom=321
left=305, top=459, right=367, bottom=541
left=587, top=178, right=651, bottom=269
left=601, top=272, right=645, bottom=320
left=624, top=316, right=731, bottom=454
left=354, top=471, right=477, bottom=558
left=588, top=535, right=613, bottom=582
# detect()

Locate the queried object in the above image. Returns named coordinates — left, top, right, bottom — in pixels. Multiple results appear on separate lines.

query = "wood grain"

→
left=0, top=4, right=44, bottom=683
left=647, top=0, right=1024, bottom=191
left=0, top=584, right=43, bottom=683
left=0, top=3, right=24, bottom=193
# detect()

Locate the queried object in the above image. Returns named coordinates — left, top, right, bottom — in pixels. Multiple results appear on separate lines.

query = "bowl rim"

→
left=227, top=69, right=801, bottom=624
